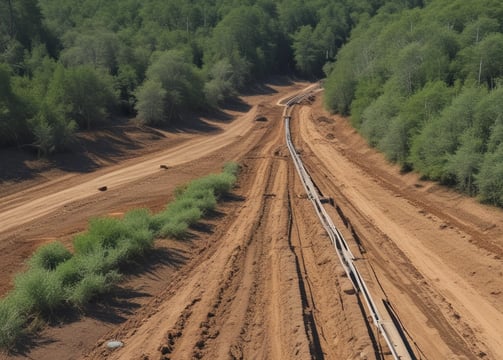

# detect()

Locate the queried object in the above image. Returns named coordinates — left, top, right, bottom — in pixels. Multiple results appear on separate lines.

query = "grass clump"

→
left=223, top=161, right=239, bottom=176
left=13, top=270, right=65, bottom=315
left=67, top=271, right=121, bottom=307
left=0, top=297, right=25, bottom=349
left=159, top=220, right=189, bottom=239
left=73, top=217, right=128, bottom=254
left=154, top=162, right=239, bottom=239
left=0, top=163, right=239, bottom=349
left=28, top=242, right=72, bottom=271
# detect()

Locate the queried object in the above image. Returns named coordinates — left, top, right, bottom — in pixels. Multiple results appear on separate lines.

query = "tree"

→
left=445, top=129, right=484, bottom=194
left=291, top=25, right=324, bottom=77
left=57, top=66, right=117, bottom=129
left=204, top=58, right=235, bottom=107
left=145, top=50, right=204, bottom=121
left=409, top=86, right=486, bottom=180
left=477, top=144, right=503, bottom=206
left=487, top=118, right=503, bottom=154
left=379, top=81, right=453, bottom=163
left=60, top=28, right=120, bottom=74
left=473, top=87, right=503, bottom=145
left=134, top=80, right=166, bottom=125
left=360, top=90, right=402, bottom=147
left=204, top=5, right=277, bottom=77
left=459, top=33, right=503, bottom=89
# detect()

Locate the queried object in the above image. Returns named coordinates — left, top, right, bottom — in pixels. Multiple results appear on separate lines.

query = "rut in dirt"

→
left=286, top=188, right=325, bottom=360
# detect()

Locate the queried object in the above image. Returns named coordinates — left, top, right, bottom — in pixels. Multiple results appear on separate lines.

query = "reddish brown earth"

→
left=0, top=80, right=502, bottom=360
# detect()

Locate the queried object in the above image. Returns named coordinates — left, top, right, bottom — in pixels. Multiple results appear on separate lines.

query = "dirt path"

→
left=1, top=84, right=503, bottom=359
left=296, top=98, right=503, bottom=359
left=82, top=86, right=375, bottom=360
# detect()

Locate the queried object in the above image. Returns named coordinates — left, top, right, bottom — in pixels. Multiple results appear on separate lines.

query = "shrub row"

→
left=0, top=163, right=239, bottom=348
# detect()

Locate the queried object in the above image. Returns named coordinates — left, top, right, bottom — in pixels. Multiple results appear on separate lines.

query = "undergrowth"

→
left=0, top=162, right=239, bottom=349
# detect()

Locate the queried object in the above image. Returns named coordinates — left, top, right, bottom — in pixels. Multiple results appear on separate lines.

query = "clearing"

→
left=1, top=79, right=502, bottom=359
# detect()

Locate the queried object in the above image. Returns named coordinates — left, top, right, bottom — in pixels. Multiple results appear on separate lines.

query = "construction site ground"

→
left=0, top=80, right=502, bottom=360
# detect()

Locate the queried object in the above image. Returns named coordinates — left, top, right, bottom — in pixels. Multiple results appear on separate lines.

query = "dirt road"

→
left=1, top=82, right=503, bottom=359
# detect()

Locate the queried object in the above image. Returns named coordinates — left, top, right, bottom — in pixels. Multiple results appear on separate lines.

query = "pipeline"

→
left=283, top=93, right=415, bottom=360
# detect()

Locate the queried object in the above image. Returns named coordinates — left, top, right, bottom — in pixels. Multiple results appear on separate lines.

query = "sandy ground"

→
left=0, top=81, right=502, bottom=359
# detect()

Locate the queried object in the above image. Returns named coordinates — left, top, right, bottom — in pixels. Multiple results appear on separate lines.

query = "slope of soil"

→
left=296, top=97, right=503, bottom=359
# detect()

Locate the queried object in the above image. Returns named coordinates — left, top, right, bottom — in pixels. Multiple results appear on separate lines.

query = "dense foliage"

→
left=0, top=0, right=396, bottom=155
left=5, top=0, right=501, bottom=204
left=324, top=0, right=503, bottom=206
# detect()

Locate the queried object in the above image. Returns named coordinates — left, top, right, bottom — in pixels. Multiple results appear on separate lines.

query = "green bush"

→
left=123, top=208, right=154, bottom=230
left=54, top=257, right=82, bottom=287
left=13, top=270, right=65, bottom=315
left=187, top=173, right=236, bottom=197
left=73, top=217, right=127, bottom=254
left=67, top=271, right=121, bottom=307
left=0, top=163, right=240, bottom=348
left=118, top=227, right=155, bottom=258
left=72, top=232, right=100, bottom=255
left=172, top=207, right=203, bottom=226
left=87, top=217, right=128, bottom=249
left=223, top=162, right=240, bottom=176
left=159, top=220, right=189, bottom=239
left=183, top=188, right=217, bottom=212
left=29, top=242, right=72, bottom=271
left=0, top=297, right=25, bottom=348
left=73, top=247, right=123, bottom=276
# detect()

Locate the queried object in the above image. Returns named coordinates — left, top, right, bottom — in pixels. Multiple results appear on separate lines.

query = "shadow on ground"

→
left=7, top=193, right=244, bottom=356
left=0, top=77, right=293, bottom=186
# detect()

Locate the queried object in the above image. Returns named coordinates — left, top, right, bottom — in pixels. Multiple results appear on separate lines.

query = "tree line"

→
left=0, top=0, right=404, bottom=156
left=324, top=0, right=503, bottom=206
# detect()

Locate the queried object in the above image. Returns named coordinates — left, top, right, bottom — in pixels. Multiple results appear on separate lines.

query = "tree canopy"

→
left=1, top=0, right=388, bottom=154
left=4, top=0, right=503, bottom=207
left=324, top=0, right=503, bottom=205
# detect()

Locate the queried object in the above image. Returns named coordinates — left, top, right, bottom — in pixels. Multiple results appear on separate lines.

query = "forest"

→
left=324, top=0, right=503, bottom=206
left=2, top=0, right=503, bottom=205
left=0, top=0, right=389, bottom=155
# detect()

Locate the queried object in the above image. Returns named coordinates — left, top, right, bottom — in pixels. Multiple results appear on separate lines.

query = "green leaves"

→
left=323, top=0, right=503, bottom=205
left=292, top=25, right=323, bottom=77
left=136, top=50, right=204, bottom=124
left=135, top=80, right=167, bottom=125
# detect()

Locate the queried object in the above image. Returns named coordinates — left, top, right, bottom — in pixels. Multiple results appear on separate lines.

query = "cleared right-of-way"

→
left=283, top=90, right=415, bottom=360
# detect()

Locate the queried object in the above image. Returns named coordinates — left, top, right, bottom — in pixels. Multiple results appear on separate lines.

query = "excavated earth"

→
left=0, top=80, right=502, bottom=360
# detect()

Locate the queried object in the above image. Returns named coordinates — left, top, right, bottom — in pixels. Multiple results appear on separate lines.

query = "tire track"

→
left=294, top=102, right=490, bottom=359
left=287, top=184, right=325, bottom=360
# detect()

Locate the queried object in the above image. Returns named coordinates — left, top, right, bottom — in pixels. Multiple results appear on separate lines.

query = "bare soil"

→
left=0, top=80, right=502, bottom=360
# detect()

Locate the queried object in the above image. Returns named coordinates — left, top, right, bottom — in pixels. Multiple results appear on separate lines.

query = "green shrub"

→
left=67, top=271, right=121, bottom=307
left=73, top=247, right=124, bottom=276
left=87, top=217, right=128, bottom=249
left=55, top=257, right=82, bottom=287
left=73, top=217, right=128, bottom=254
left=118, top=227, right=154, bottom=258
left=13, top=269, right=65, bottom=315
left=123, top=208, right=154, bottom=230
left=159, top=220, right=189, bottom=239
left=183, top=188, right=217, bottom=212
left=223, top=162, right=239, bottom=176
left=150, top=211, right=170, bottom=232
left=29, top=242, right=72, bottom=271
left=165, top=197, right=197, bottom=212
left=0, top=163, right=240, bottom=348
left=72, top=232, right=100, bottom=255
left=0, top=296, right=25, bottom=348
left=172, top=207, right=202, bottom=226
left=187, top=173, right=235, bottom=197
